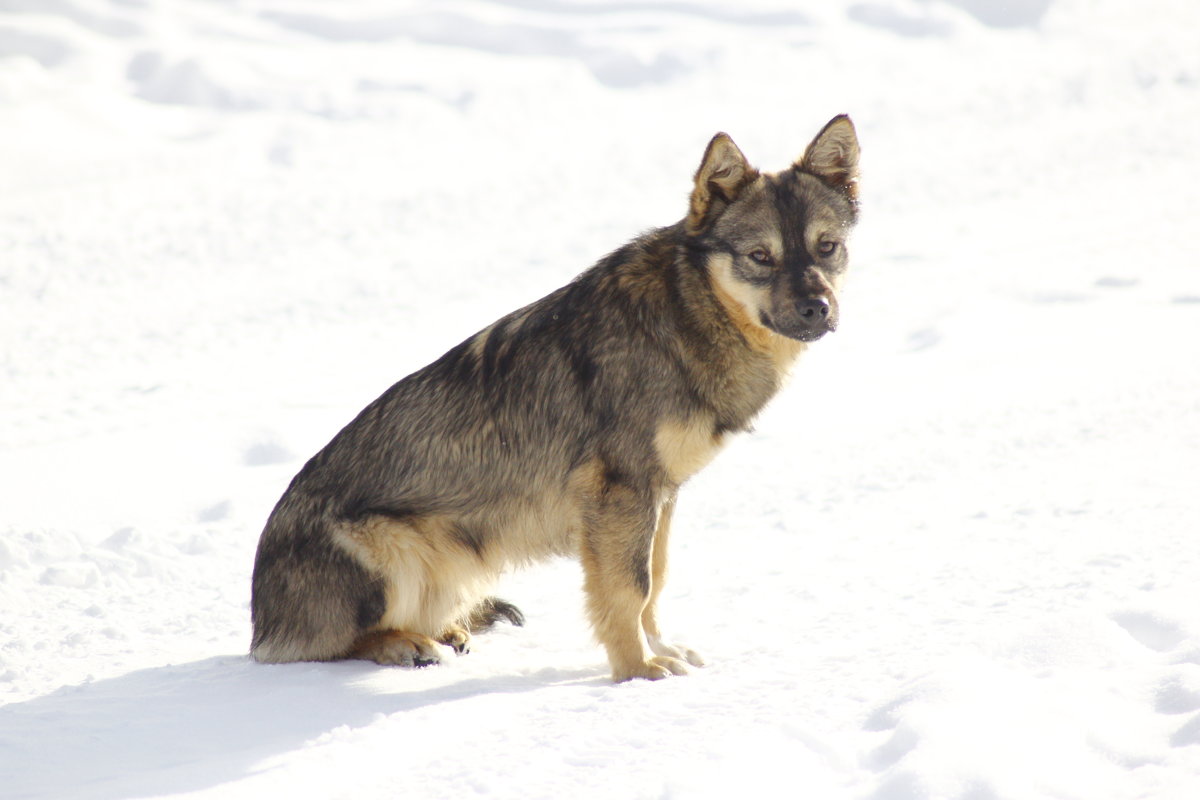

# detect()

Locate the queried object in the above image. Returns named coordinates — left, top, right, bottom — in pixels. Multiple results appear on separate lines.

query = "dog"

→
left=250, top=115, right=860, bottom=681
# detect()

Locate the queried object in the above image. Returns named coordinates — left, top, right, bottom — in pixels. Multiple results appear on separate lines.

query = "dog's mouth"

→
left=759, top=310, right=836, bottom=342
left=795, top=326, right=833, bottom=342
left=790, top=326, right=833, bottom=343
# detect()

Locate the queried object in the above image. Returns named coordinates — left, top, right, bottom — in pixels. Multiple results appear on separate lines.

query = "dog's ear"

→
left=687, top=133, right=757, bottom=235
left=797, top=115, right=860, bottom=203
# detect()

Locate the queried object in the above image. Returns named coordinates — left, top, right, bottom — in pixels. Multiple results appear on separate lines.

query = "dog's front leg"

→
left=582, top=482, right=690, bottom=682
left=640, top=495, right=705, bottom=668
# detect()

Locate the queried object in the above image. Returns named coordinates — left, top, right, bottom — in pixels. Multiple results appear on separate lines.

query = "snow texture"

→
left=2, top=1, right=1199, bottom=798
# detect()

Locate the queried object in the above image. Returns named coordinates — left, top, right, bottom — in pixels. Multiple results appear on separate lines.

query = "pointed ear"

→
left=797, top=115, right=860, bottom=203
left=687, top=133, right=757, bottom=235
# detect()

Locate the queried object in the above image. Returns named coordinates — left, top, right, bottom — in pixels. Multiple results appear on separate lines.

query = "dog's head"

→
left=686, top=116, right=860, bottom=343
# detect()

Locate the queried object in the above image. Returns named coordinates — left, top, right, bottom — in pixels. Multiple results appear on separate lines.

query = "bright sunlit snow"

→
left=2, top=1, right=1199, bottom=798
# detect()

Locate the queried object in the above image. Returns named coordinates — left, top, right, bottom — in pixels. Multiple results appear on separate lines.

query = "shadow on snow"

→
left=0, top=656, right=601, bottom=800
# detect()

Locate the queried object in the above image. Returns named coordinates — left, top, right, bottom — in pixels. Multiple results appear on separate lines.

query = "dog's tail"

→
left=465, top=596, right=526, bottom=633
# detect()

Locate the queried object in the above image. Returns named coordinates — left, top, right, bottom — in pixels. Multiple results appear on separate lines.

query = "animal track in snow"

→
left=1155, top=671, right=1200, bottom=749
left=0, top=27, right=74, bottom=68
left=905, top=327, right=941, bottom=352
left=1111, top=612, right=1200, bottom=749
left=1171, top=714, right=1200, bottom=747
left=1155, top=673, right=1200, bottom=715
left=1110, top=611, right=1187, bottom=653
left=243, top=438, right=293, bottom=467
left=196, top=500, right=232, bottom=523
left=1094, top=276, right=1140, bottom=289
left=864, top=724, right=920, bottom=771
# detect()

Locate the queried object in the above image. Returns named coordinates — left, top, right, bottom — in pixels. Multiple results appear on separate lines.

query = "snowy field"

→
left=2, top=0, right=1199, bottom=797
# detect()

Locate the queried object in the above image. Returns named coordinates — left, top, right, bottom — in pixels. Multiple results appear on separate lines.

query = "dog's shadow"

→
left=1, top=655, right=601, bottom=800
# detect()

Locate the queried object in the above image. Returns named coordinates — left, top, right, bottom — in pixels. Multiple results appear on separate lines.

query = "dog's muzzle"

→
left=763, top=295, right=837, bottom=342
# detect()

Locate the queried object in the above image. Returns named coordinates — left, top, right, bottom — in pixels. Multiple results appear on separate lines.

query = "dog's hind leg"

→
left=440, top=596, right=526, bottom=655
left=437, top=624, right=471, bottom=655
left=349, top=629, right=445, bottom=667
left=582, top=480, right=689, bottom=682
left=465, top=596, right=526, bottom=631
left=250, top=511, right=388, bottom=664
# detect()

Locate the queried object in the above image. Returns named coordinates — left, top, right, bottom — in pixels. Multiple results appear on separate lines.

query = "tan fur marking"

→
left=655, top=419, right=724, bottom=486
left=637, top=497, right=706, bottom=667
left=567, top=457, right=605, bottom=503
left=584, top=563, right=686, bottom=681
left=641, top=496, right=676, bottom=643
left=349, top=629, right=443, bottom=665
left=437, top=623, right=471, bottom=653
left=586, top=569, right=655, bottom=680
left=711, top=279, right=806, bottom=374
left=331, top=465, right=602, bottom=641
left=467, top=305, right=539, bottom=363
left=467, top=323, right=495, bottom=361
left=577, top=475, right=677, bottom=681
left=688, top=133, right=758, bottom=235
left=334, top=516, right=499, bottom=637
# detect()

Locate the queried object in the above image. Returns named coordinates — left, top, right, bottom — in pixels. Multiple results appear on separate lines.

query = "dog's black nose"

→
left=798, top=297, right=830, bottom=320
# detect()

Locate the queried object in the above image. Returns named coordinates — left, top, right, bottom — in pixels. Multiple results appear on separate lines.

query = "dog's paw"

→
left=349, top=630, right=446, bottom=668
left=437, top=624, right=472, bottom=655
left=613, top=655, right=691, bottom=682
left=648, top=635, right=706, bottom=667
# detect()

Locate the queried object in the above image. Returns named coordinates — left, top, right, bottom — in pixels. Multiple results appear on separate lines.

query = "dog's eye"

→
left=748, top=249, right=774, bottom=266
left=817, top=241, right=839, bottom=256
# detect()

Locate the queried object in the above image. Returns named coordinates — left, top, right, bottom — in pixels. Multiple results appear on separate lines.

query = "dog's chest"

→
left=654, top=417, right=727, bottom=486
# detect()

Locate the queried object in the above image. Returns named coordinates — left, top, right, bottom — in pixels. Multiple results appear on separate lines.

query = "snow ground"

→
left=2, top=1, right=1199, bottom=798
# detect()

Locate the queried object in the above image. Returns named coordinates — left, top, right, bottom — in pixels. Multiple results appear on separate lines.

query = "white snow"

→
left=2, top=1, right=1199, bottom=798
